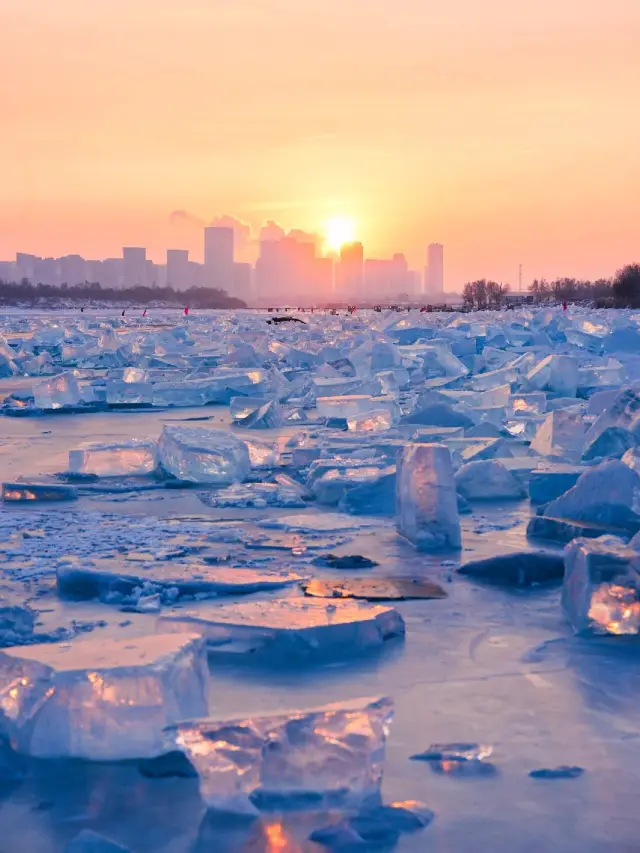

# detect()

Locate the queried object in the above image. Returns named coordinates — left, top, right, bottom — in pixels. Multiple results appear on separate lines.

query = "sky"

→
left=1, top=0, right=640, bottom=290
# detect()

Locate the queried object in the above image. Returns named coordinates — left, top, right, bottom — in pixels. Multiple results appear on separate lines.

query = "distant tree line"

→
left=462, top=264, right=640, bottom=309
left=0, top=279, right=247, bottom=309
left=462, top=280, right=510, bottom=309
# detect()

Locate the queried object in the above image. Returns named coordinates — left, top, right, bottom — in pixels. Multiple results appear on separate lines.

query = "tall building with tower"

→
left=166, top=249, right=190, bottom=291
left=335, top=242, right=364, bottom=299
left=122, top=247, right=147, bottom=288
left=424, top=243, right=444, bottom=296
left=204, top=227, right=234, bottom=290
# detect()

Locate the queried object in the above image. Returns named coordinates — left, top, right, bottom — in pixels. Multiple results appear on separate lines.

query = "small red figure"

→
left=142, top=308, right=147, bottom=317
left=562, top=300, right=567, bottom=311
left=184, top=306, right=189, bottom=316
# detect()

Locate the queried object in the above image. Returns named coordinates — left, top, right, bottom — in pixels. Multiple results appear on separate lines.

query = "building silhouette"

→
left=424, top=243, right=444, bottom=296
left=335, top=242, right=364, bottom=299
left=166, top=249, right=190, bottom=291
left=204, top=227, right=234, bottom=290
left=122, top=247, right=147, bottom=288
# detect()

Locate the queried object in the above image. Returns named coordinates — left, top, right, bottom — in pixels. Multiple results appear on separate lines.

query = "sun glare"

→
left=323, top=216, right=356, bottom=253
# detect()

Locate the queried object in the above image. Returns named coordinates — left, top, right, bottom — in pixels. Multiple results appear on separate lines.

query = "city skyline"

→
left=2, top=0, right=639, bottom=286
left=1, top=226, right=447, bottom=304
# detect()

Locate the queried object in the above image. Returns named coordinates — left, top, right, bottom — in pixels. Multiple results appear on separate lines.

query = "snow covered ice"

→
left=396, top=443, right=461, bottom=550
left=0, top=633, right=208, bottom=759
left=170, top=696, right=393, bottom=815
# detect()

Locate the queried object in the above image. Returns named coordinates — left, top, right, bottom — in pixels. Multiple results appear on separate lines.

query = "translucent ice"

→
left=347, top=408, right=396, bottom=433
left=230, top=396, right=283, bottom=429
left=526, top=354, right=579, bottom=397
left=582, top=426, right=635, bottom=462
left=170, top=696, right=393, bottom=815
left=68, top=439, right=158, bottom=477
left=158, top=425, right=250, bottom=484
left=396, top=444, right=461, bottom=551
left=152, top=380, right=209, bottom=408
left=105, top=380, right=153, bottom=406
left=316, top=395, right=398, bottom=420
left=585, top=387, right=640, bottom=446
left=65, top=830, right=131, bottom=853
left=563, top=536, right=640, bottom=634
left=0, top=633, right=208, bottom=760
left=32, top=372, right=81, bottom=410
left=530, top=410, right=586, bottom=461
left=158, top=597, right=405, bottom=658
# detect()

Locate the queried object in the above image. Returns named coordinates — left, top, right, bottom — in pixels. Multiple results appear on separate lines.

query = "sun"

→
left=323, top=216, right=356, bottom=253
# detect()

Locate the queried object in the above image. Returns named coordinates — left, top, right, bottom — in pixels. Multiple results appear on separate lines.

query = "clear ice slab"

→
left=563, top=536, right=640, bottom=634
left=396, top=444, right=461, bottom=551
left=158, top=425, right=250, bottom=484
left=68, top=439, right=158, bottom=477
left=529, top=409, right=586, bottom=461
left=0, top=633, right=208, bottom=760
left=157, top=597, right=405, bottom=659
left=32, top=372, right=81, bottom=410
left=169, top=696, right=393, bottom=815
left=455, top=460, right=526, bottom=501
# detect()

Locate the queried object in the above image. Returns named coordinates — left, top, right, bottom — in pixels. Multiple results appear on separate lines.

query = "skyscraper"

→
left=424, top=243, right=444, bottom=295
left=166, top=249, right=190, bottom=291
left=336, top=242, right=364, bottom=298
left=204, top=227, right=234, bottom=290
left=122, top=247, right=147, bottom=288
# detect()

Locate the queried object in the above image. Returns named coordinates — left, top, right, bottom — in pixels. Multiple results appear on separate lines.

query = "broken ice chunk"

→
left=0, top=633, right=208, bottom=760
left=32, top=372, right=81, bottom=410
left=158, top=597, right=404, bottom=659
left=316, top=395, right=397, bottom=420
left=2, top=482, right=77, bottom=502
left=582, top=426, right=636, bottom=462
left=563, top=536, right=640, bottom=634
left=169, top=696, right=393, bottom=815
left=105, top=380, right=153, bottom=406
left=152, top=380, right=209, bottom=408
left=230, top=396, right=283, bottom=429
left=158, top=425, right=250, bottom=484
left=455, top=460, right=526, bottom=501
left=396, top=444, right=461, bottom=551
left=0, top=604, right=35, bottom=647
left=244, top=438, right=281, bottom=469
left=545, top=460, right=640, bottom=534
left=529, top=410, right=586, bottom=461
left=526, top=354, right=579, bottom=397
left=68, top=439, right=158, bottom=477
left=57, top=559, right=305, bottom=602
left=347, top=408, right=396, bottom=433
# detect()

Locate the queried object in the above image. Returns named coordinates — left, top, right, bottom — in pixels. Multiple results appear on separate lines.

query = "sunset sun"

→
left=323, top=216, right=356, bottom=253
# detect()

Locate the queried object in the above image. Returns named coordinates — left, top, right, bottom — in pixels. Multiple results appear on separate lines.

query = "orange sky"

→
left=2, top=0, right=640, bottom=289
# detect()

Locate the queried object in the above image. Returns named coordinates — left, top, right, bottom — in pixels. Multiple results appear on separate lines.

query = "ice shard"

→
left=169, top=696, right=393, bottom=815
left=396, top=443, right=461, bottom=551
left=0, top=633, right=208, bottom=760
left=32, top=372, right=81, bottom=410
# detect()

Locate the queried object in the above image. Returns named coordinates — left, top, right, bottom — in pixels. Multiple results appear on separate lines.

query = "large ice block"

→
left=32, top=372, right=81, bottom=410
left=152, top=380, right=209, bottom=408
left=169, top=696, right=393, bottom=815
left=530, top=410, right=586, bottom=461
left=545, top=460, right=640, bottom=534
left=396, top=443, right=461, bottom=551
left=584, top=387, right=640, bottom=446
left=401, top=403, right=474, bottom=429
left=68, top=439, right=157, bottom=477
left=526, top=354, right=579, bottom=397
left=563, top=536, right=640, bottom=634
left=316, top=395, right=398, bottom=420
left=158, top=597, right=405, bottom=659
left=105, top=380, right=153, bottom=406
left=0, top=633, right=208, bottom=760
left=158, top=425, right=250, bottom=484
left=347, top=407, right=398, bottom=433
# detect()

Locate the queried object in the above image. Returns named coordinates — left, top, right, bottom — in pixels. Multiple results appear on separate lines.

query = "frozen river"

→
left=0, top=308, right=640, bottom=852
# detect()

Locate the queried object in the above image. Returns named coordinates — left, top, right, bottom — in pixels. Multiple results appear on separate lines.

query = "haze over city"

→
left=2, top=0, right=640, bottom=291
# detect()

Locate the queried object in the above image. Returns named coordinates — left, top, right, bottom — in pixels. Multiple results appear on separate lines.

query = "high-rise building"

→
left=335, top=242, right=364, bottom=298
left=424, top=243, right=444, bottom=295
left=166, top=249, right=190, bottom=291
left=59, top=254, right=87, bottom=286
left=204, top=227, right=234, bottom=290
left=233, top=262, right=253, bottom=303
left=122, top=247, right=147, bottom=288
